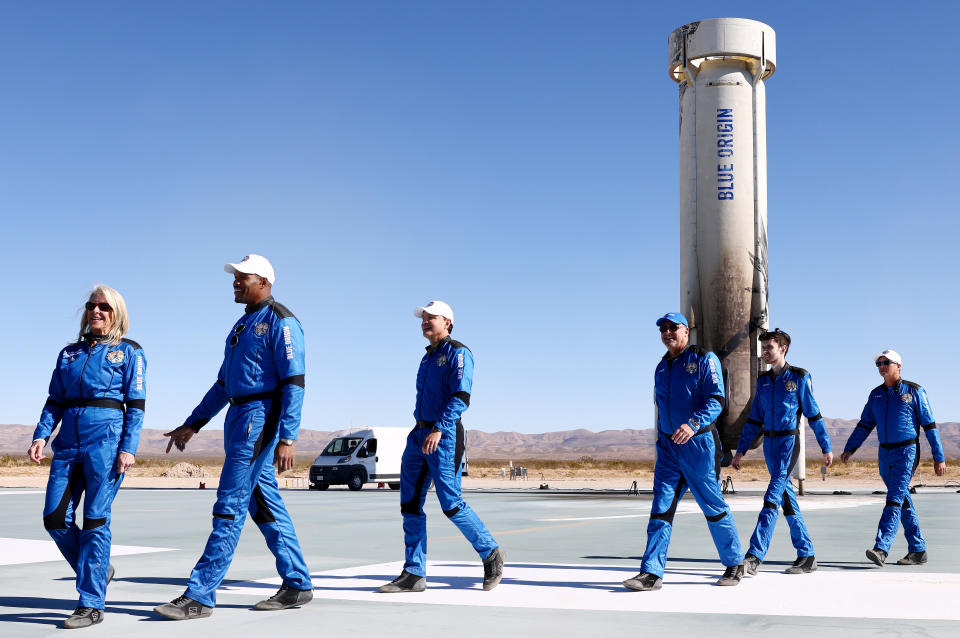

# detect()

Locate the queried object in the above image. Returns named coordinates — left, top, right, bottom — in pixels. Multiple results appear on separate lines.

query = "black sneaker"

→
left=63, top=607, right=103, bottom=629
left=153, top=595, right=213, bottom=620
left=253, top=585, right=314, bottom=610
left=716, top=563, right=744, bottom=586
left=784, top=556, right=817, bottom=574
left=896, top=551, right=928, bottom=565
left=865, top=547, right=887, bottom=566
left=622, top=572, right=662, bottom=591
left=482, top=547, right=505, bottom=591
left=743, top=554, right=761, bottom=577
left=378, top=570, right=426, bottom=593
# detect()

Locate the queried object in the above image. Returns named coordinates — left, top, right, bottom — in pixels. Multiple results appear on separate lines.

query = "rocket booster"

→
left=668, top=18, right=776, bottom=457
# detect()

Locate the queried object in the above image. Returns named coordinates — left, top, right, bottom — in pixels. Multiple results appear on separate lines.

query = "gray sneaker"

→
left=622, top=572, right=662, bottom=591
left=865, top=547, right=887, bottom=566
left=63, top=607, right=103, bottom=629
left=253, top=585, right=314, bottom=610
left=378, top=570, right=426, bottom=593
left=784, top=556, right=817, bottom=574
left=743, top=554, right=761, bottom=577
left=482, top=547, right=505, bottom=591
left=107, top=564, right=115, bottom=584
left=896, top=551, right=928, bottom=565
left=153, top=595, right=213, bottom=620
left=716, top=563, right=744, bottom=586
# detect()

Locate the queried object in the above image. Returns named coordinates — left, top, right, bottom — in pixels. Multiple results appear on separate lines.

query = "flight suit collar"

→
left=245, top=295, right=274, bottom=314
left=425, top=336, right=451, bottom=354
left=662, top=344, right=696, bottom=361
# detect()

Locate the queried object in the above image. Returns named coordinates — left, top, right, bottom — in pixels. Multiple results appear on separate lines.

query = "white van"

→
left=308, top=427, right=408, bottom=491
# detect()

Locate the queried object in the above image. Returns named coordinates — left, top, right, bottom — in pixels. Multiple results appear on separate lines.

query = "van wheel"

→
left=347, top=472, right=364, bottom=491
left=388, top=482, right=401, bottom=490
left=310, top=483, right=329, bottom=491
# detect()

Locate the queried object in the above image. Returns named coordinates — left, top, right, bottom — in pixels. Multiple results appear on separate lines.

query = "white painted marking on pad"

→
left=0, top=490, right=46, bottom=495
left=540, top=513, right=648, bottom=521
left=541, top=496, right=880, bottom=521
left=220, top=560, right=960, bottom=621
left=0, top=537, right=175, bottom=566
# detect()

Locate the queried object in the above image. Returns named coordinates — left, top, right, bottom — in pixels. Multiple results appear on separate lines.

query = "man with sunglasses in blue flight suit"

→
left=155, top=254, right=313, bottom=620
left=841, top=349, right=946, bottom=567
left=731, top=328, right=832, bottom=576
left=623, top=312, right=744, bottom=592
left=379, top=300, right=503, bottom=593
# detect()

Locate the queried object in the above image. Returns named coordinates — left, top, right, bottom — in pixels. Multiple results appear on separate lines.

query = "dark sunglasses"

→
left=875, top=359, right=896, bottom=367
left=85, top=302, right=112, bottom=312
left=229, top=323, right=246, bottom=347
left=659, top=323, right=682, bottom=333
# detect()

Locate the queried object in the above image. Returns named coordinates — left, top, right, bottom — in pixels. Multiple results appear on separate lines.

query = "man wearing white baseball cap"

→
left=155, top=254, right=313, bottom=619
left=842, top=349, right=946, bottom=567
left=379, top=300, right=503, bottom=593
left=224, top=253, right=276, bottom=284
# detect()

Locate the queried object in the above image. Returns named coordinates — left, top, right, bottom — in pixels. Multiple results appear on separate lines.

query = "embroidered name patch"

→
left=282, top=325, right=293, bottom=360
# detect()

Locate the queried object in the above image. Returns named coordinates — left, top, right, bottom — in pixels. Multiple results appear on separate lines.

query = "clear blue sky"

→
left=3, top=1, right=957, bottom=435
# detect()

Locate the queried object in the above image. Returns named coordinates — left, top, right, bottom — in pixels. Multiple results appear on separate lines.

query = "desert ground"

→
left=2, top=455, right=957, bottom=491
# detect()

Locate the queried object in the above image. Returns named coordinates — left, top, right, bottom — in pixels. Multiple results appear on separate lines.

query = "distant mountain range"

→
left=4, top=420, right=958, bottom=461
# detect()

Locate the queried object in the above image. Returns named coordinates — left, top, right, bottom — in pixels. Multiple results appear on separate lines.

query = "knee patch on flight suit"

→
left=82, top=517, right=106, bottom=530
left=650, top=477, right=686, bottom=525
left=43, top=464, right=85, bottom=530
left=781, top=492, right=796, bottom=516
left=251, top=485, right=276, bottom=525
left=400, top=465, right=429, bottom=515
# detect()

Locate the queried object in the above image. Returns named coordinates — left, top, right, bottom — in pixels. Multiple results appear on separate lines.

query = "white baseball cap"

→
left=414, top=300, right=454, bottom=323
left=224, top=254, right=275, bottom=285
left=873, top=349, right=902, bottom=365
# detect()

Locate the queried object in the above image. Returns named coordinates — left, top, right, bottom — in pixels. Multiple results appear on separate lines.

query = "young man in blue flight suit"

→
left=841, top=349, right=946, bottom=567
left=379, top=300, right=503, bottom=593
left=623, top=312, right=744, bottom=591
left=155, top=254, right=313, bottom=619
left=731, top=329, right=832, bottom=576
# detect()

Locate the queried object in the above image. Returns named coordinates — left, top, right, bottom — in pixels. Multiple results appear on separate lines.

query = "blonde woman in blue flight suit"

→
left=29, top=285, right=146, bottom=629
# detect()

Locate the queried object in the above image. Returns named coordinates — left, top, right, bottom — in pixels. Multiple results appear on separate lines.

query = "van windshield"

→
left=321, top=437, right=364, bottom=456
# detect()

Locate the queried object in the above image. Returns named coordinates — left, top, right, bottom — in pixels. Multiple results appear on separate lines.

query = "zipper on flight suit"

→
left=73, top=341, right=97, bottom=448
left=415, top=349, right=433, bottom=422
left=664, top=356, right=675, bottom=432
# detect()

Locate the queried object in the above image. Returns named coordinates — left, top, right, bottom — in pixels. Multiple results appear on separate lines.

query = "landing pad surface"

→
left=1, top=487, right=957, bottom=636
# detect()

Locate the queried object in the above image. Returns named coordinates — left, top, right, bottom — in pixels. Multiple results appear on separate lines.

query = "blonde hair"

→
left=78, top=285, right=130, bottom=346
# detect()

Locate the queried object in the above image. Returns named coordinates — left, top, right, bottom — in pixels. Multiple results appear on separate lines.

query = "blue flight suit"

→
left=641, top=346, right=743, bottom=578
left=400, top=336, right=498, bottom=577
left=181, top=296, right=312, bottom=607
left=736, top=366, right=831, bottom=560
left=34, top=334, right=146, bottom=609
left=843, top=380, right=944, bottom=554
